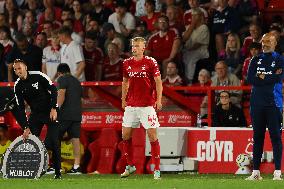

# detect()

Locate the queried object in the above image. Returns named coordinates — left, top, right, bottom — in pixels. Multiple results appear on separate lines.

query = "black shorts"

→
left=59, top=120, right=81, bottom=139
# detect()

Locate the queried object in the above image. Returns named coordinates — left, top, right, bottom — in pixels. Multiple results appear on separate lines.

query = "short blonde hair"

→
left=131, top=37, right=146, bottom=45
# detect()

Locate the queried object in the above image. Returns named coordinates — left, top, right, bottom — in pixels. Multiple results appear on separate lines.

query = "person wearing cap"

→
left=0, top=123, right=11, bottom=169
left=13, top=59, right=61, bottom=179
left=246, top=33, right=284, bottom=181
left=132, top=19, right=150, bottom=39
left=107, top=0, right=135, bottom=37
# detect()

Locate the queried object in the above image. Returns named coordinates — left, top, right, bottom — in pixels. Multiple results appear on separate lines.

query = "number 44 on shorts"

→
left=148, top=115, right=157, bottom=127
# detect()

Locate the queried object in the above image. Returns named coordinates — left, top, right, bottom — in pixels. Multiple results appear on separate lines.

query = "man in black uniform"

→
left=13, top=59, right=61, bottom=179
left=57, top=63, right=82, bottom=174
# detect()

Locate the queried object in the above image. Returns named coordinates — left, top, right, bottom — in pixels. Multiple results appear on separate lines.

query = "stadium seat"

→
left=87, top=128, right=119, bottom=174
left=115, top=128, right=146, bottom=174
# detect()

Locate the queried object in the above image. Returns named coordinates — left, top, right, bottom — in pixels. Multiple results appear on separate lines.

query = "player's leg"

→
left=140, top=107, right=161, bottom=179
left=67, top=121, right=82, bottom=174
left=121, top=107, right=139, bottom=178
left=246, top=106, right=266, bottom=180
left=267, top=107, right=283, bottom=180
left=45, top=120, right=61, bottom=179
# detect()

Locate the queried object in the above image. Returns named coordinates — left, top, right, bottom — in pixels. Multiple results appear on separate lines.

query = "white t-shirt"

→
left=60, top=40, right=85, bottom=81
left=42, top=46, right=61, bottom=80
left=108, top=12, right=135, bottom=34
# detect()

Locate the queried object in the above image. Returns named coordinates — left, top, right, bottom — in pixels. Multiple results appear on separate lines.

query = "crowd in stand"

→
left=0, top=0, right=283, bottom=127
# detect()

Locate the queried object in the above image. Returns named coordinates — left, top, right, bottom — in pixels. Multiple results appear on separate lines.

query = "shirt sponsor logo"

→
left=32, top=82, right=38, bottom=89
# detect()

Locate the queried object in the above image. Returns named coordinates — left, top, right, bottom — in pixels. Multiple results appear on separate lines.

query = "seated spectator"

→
left=72, top=0, right=84, bottom=24
left=162, top=62, right=184, bottom=86
left=218, top=33, right=245, bottom=78
left=61, top=7, right=84, bottom=36
left=24, top=10, right=38, bottom=35
left=140, top=0, right=160, bottom=32
left=135, top=0, right=162, bottom=17
left=183, top=0, right=208, bottom=29
left=211, top=0, right=240, bottom=54
left=108, top=0, right=135, bottom=37
left=145, top=15, right=181, bottom=77
left=211, top=61, right=242, bottom=106
left=112, top=37, right=130, bottom=58
left=269, top=25, right=284, bottom=56
left=90, top=0, right=113, bottom=26
left=34, top=32, right=48, bottom=49
left=182, top=8, right=209, bottom=84
left=0, top=123, right=11, bottom=168
left=132, top=19, right=150, bottom=39
left=103, top=43, right=123, bottom=81
left=166, top=5, right=184, bottom=35
left=0, top=26, right=14, bottom=57
left=242, top=42, right=261, bottom=83
left=85, top=18, right=100, bottom=32
left=241, top=23, right=262, bottom=57
left=42, top=31, right=61, bottom=81
left=37, top=8, right=62, bottom=33
left=212, top=91, right=246, bottom=127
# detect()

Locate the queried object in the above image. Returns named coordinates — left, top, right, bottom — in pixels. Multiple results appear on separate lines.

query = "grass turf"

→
left=1, top=173, right=284, bottom=189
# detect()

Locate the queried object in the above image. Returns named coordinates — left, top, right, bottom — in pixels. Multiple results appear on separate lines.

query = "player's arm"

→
left=247, top=57, right=266, bottom=86
left=121, top=77, right=129, bottom=110
left=14, top=81, right=29, bottom=130
left=154, top=75, right=163, bottom=110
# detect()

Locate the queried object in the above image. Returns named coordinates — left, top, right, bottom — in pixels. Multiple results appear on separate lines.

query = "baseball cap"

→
left=102, top=23, right=115, bottom=36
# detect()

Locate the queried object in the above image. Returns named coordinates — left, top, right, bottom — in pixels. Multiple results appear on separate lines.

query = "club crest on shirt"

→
left=142, top=65, right=146, bottom=70
left=257, top=59, right=262, bottom=64
left=271, top=61, right=275, bottom=67
left=32, top=82, right=38, bottom=89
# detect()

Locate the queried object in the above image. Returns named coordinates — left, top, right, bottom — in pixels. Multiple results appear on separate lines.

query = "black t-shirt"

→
left=57, top=74, right=82, bottom=121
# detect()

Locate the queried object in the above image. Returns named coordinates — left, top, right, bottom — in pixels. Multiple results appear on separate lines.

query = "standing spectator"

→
left=211, top=0, right=240, bottom=54
left=183, top=0, right=208, bottom=29
left=62, top=18, right=83, bottom=44
left=108, top=0, right=135, bottom=37
left=42, top=32, right=61, bottom=81
left=162, top=61, right=183, bottom=86
left=145, top=15, right=181, bottom=77
left=58, top=26, right=85, bottom=81
left=241, top=23, right=262, bottom=57
left=7, top=32, right=42, bottom=81
left=182, top=8, right=209, bottom=83
left=140, top=0, right=160, bottom=32
left=211, top=60, right=242, bottom=106
left=242, top=42, right=261, bottom=82
left=218, top=33, right=244, bottom=78
left=57, top=63, right=83, bottom=174
left=61, top=7, right=84, bottom=36
left=212, top=90, right=246, bottom=127
left=83, top=31, right=104, bottom=81
left=103, top=42, right=123, bottom=81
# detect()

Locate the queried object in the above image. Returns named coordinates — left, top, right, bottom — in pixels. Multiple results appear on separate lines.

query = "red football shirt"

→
left=103, top=58, right=124, bottom=81
left=140, top=12, right=161, bottom=32
left=183, top=8, right=208, bottom=27
left=123, top=56, right=161, bottom=107
left=241, top=36, right=253, bottom=58
left=83, top=47, right=104, bottom=81
left=146, top=28, right=180, bottom=63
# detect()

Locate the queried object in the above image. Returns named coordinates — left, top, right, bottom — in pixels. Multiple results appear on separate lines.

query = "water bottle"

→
left=196, top=114, right=202, bottom=128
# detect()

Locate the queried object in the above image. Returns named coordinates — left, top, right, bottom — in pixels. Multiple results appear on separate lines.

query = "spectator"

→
left=211, top=60, right=242, bottom=106
left=0, top=25, right=14, bottom=57
left=58, top=26, right=85, bottom=81
left=4, top=0, right=21, bottom=33
left=42, top=21, right=54, bottom=39
left=0, top=123, right=11, bottom=168
left=211, top=0, right=240, bottom=54
left=23, top=22, right=35, bottom=43
left=90, top=0, right=113, bottom=26
left=0, top=14, right=7, bottom=27
left=242, top=42, right=261, bottom=83
left=102, top=22, right=125, bottom=54
left=140, top=0, right=160, bottom=32
left=241, top=23, right=262, bottom=57
left=42, top=31, right=61, bottom=81
left=182, top=8, right=209, bottom=84
left=269, top=25, right=284, bottom=55
left=183, top=0, right=208, bottom=29
left=135, top=0, right=162, bottom=17
left=26, top=0, right=41, bottom=21
left=218, top=33, right=244, bottom=78
left=212, top=91, right=246, bottom=127
left=34, top=32, right=48, bottom=49
left=72, top=0, right=84, bottom=24
left=85, top=18, right=99, bottom=32
left=103, top=42, right=123, bottom=81
left=37, top=9, right=62, bottom=33
left=38, top=0, right=62, bottom=26
left=108, top=0, right=135, bottom=37
left=145, top=15, right=181, bottom=77
left=61, top=7, right=84, bottom=36
left=162, top=62, right=183, bottom=86
left=24, top=10, right=38, bottom=34
left=132, top=19, right=149, bottom=39
left=7, top=32, right=42, bottom=81
left=166, top=5, right=184, bottom=35
left=62, top=18, right=83, bottom=44
left=83, top=31, right=104, bottom=81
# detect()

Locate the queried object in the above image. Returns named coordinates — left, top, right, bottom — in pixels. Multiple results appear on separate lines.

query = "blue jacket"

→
left=247, top=52, right=284, bottom=108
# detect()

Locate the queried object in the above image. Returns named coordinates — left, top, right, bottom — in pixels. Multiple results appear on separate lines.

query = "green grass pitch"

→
left=1, top=174, right=284, bottom=189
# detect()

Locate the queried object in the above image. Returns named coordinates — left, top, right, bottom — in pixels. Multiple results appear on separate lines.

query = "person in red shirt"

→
left=162, top=61, right=183, bottom=86
left=145, top=15, right=181, bottom=77
left=140, top=0, right=160, bottom=32
left=241, top=23, right=262, bottom=58
left=120, top=37, right=163, bottom=180
left=103, top=43, right=123, bottom=81
left=183, top=0, right=208, bottom=29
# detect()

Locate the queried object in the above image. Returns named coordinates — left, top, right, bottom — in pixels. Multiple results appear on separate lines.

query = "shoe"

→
left=273, top=170, right=283, bottom=180
left=46, top=167, right=55, bottom=175
left=246, top=171, right=262, bottom=181
left=54, top=174, right=62, bottom=179
left=67, top=167, right=82, bottom=175
left=154, top=170, right=161, bottom=180
left=120, top=165, right=136, bottom=178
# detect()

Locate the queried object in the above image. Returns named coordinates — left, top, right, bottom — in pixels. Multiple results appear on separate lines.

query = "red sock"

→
left=150, top=140, right=160, bottom=171
left=122, top=139, right=133, bottom=166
